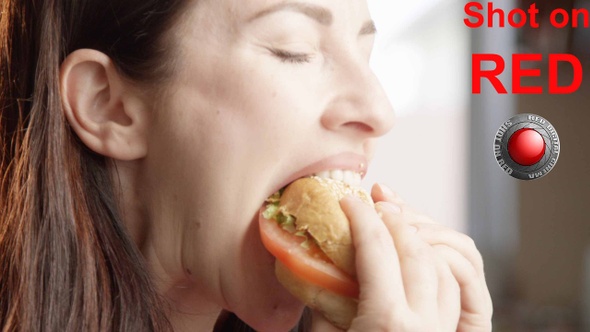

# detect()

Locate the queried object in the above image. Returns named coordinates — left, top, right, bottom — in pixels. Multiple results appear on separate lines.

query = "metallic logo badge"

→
left=494, top=113, right=560, bottom=180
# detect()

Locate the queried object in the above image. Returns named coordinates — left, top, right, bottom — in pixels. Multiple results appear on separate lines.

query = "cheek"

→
left=172, top=27, right=326, bottom=160
left=220, top=214, right=305, bottom=330
left=205, top=54, right=319, bottom=138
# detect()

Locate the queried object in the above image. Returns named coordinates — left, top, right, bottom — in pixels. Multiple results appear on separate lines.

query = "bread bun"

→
left=275, top=261, right=357, bottom=330
left=273, top=176, right=373, bottom=329
left=279, top=177, right=373, bottom=276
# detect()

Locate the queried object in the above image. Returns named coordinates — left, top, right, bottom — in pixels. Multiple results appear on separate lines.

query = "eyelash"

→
left=270, top=49, right=313, bottom=64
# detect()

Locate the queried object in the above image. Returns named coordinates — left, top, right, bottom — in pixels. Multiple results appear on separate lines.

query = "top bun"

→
left=279, top=176, right=373, bottom=277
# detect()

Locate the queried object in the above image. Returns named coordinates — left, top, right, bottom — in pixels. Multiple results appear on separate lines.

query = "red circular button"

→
left=507, top=128, right=545, bottom=166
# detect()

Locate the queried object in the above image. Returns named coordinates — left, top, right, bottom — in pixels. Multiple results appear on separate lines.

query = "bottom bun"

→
left=275, top=261, right=358, bottom=330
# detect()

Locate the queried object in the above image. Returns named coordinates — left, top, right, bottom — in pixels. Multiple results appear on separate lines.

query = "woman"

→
left=0, top=0, right=493, bottom=331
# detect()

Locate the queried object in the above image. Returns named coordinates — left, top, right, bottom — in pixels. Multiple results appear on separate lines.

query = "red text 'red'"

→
left=472, top=54, right=583, bottom=94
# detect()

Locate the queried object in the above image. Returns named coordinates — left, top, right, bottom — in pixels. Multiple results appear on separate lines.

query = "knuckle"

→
left=474, top=250, right=485, bottom=272
left=400, top=242, right=434, bottom=262
left=448, top=276, right=461, bottom=296
left=458, top=232, right=477, bottom=249
left=471, top=251, right=486, bottom=274
left=440, top=266, right=458, bottom=285
left=463, top=266, right=480, bottom=285
left=459, top=234, right=486, bottom=271
left=387, top=314, right=415, bottom=332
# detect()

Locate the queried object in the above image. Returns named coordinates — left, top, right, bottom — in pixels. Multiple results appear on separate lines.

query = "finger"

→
left=433, top=249, right=461, bottom=331
left=371, top=183, right=435, bottom=224
left=371, top=182, right=400, bottom=202
left=340, top=196, right=407, bottom=310
left=376, top=202, right=438, bottom=315
left=433, top=244, right=493, bottom=329
left=413, top=224, right=493, bottom=314
left=371, top=183, right=405, bottom=209
left=413, top=224, right=485, bottom=277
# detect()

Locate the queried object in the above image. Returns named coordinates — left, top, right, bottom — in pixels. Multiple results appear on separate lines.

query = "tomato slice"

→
left=258, top=207, right=359, bottom=299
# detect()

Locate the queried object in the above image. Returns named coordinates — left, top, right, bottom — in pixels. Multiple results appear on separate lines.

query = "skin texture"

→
left=59, top=0, right=492, bottom=331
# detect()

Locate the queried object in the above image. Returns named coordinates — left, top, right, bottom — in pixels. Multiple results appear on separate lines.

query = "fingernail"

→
left=376, top=201, right=401, bottom=214
left=377, top=183, right=396, bottom=199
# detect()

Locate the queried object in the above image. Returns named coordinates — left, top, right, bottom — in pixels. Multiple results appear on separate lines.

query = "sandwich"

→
left=258, top=176, right=373, bottom=329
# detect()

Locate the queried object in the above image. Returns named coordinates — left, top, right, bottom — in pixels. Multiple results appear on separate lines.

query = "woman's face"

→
left=140, top=0, right=394, bottom=329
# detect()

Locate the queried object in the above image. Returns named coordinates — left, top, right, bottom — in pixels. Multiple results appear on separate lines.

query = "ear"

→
left=60, top=49, right=149, bottom=160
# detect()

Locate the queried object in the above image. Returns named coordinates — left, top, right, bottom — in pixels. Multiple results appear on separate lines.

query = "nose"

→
left=320, top=56, right=395, bottom=139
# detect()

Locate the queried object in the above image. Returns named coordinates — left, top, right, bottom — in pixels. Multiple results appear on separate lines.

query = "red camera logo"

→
left=494, top=114, right=560, bottom=180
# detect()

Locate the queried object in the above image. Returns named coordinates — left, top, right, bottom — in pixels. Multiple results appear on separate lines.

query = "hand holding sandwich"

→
left=312, top=184, right=493, bottom=331
left=260, top=178, right=492, bottom=331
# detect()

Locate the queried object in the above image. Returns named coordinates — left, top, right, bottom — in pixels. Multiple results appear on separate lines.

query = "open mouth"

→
left=310, top=169, right=363, bottom=187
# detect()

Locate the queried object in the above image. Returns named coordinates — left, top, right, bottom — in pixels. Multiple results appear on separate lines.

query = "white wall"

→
left=366, top=0, right=470, bottom=231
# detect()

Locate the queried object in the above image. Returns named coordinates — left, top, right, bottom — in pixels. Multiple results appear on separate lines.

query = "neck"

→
left=142, top=240, right=224, bottom=331
left=115, top=167, right=230, bottom=331
left=163, top=283, right=224, bottom=332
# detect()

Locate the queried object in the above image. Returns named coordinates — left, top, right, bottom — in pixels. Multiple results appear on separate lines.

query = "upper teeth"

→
left=312, top=169, right=362, bottom=187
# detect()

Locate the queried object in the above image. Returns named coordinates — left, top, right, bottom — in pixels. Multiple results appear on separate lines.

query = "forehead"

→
left=198, top=0, right=372, bottom=25
left=171, top=0, right=374, bottom=63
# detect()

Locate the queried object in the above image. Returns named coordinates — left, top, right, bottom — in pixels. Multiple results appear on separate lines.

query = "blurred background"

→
left=366, top=0, right=590, bottom=331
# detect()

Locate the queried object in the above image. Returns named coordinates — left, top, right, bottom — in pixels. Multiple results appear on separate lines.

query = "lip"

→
left=267, top=152, right=369, bottom=197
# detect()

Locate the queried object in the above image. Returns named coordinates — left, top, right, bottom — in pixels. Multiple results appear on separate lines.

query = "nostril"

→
left=344, top=122, right=373, bottom=133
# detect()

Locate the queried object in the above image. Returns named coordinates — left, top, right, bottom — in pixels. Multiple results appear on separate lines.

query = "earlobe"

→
left=60, top=49, right=148, bottom=160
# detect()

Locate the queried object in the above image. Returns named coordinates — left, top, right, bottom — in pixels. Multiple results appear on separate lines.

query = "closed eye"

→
left=270, top=48, right=313, bottom=64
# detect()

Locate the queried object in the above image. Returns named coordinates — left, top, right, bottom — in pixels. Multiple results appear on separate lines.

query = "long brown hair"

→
left=0, top=0, right=188, bottom=330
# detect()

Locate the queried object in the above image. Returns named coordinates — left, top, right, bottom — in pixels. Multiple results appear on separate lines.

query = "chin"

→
left=230, top=270, right=306, bottom=331
left=239, top=299, right=306, bottom=332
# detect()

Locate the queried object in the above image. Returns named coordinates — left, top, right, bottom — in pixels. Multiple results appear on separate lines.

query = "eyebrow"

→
left=247, top=2, right=376, bottom=36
